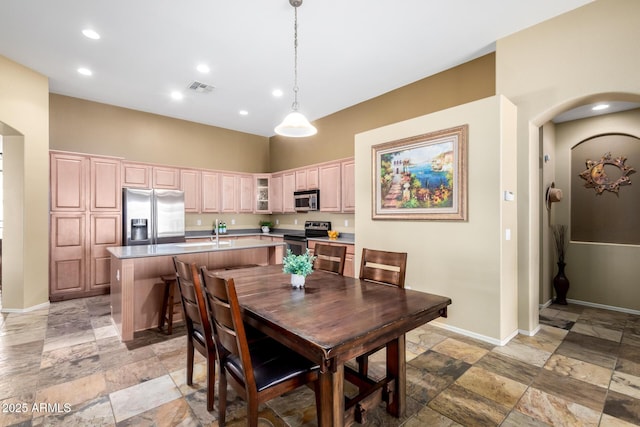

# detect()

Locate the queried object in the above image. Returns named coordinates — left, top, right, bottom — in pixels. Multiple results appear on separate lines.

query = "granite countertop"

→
left=107, top=238, right=285, bottom=259
left=307, top=235, right=355, bottom=245
left=184, top=228, right=355, bottom=245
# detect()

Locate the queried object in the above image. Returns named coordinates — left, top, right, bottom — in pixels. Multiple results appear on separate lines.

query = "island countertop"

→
left=107, top=238, right=285, bottom=260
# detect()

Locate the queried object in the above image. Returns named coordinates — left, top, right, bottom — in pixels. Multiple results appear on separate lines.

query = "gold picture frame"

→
left=372, top=125, right=468, bottom=221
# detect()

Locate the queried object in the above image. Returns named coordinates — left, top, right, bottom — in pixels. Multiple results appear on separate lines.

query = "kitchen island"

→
left=108, top=238, right=285, bottom=341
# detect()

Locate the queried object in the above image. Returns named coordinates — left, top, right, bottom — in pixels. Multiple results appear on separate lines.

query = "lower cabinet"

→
left=308, top=240, right=355, bottom=278
left=50, top=212, right=120, bottom=301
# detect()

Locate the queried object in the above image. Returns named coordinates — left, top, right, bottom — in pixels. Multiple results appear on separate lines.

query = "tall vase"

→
left=553, top=261, right=570, bottom=305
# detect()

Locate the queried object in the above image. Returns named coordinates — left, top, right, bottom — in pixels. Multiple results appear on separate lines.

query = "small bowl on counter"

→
left=327, top=230, right=340, bottom=240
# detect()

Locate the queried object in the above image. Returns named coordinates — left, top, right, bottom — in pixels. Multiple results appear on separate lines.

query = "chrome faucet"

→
left=210, top=219, right=220, bottom=245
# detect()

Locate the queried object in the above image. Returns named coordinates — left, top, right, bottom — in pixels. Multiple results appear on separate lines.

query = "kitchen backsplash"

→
left=185, top=212, right=355, bottom=233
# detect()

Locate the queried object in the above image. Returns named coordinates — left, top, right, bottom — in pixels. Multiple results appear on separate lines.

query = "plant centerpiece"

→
left=552, top=224, right=570, bottom=305
left=259, top=220, right=273, bottom=233
left=282, top=249, right=316, bottom=288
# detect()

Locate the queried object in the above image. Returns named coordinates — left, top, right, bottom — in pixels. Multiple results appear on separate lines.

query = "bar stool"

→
left=158, top=274, right=182, bottom=335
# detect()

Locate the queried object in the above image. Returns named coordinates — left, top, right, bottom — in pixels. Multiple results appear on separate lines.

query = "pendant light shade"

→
left=275, top=111, right=317, bottom=137
left=275, top=0, right=316, bottom=138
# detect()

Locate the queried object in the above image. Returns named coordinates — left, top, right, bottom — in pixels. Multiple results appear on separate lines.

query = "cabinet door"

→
left=295, top=169, right=307, bottom=191
left=153, top=167, right=180, bottom=189
left=283, top=172, right=296, bottom=213
left=50, top=213, right=87, bottom=296
left=122, top=162, right=151, bottom=188
left=271, top=174, right=283, bottom=213
left=89, top=214, right=120, bottom=291
left=50, top=152, right=87, bottom=211
left=341, top=159, right=355, bottom=213
left=201, top=171, right=220, bottom=213
left=238, top=174, right=254, bottom=213
left=307, top=167, right=319, bottom=189
left=90, top=157, right=121, bottom=212
left=255, top=175, right=271, bottom=213
left=319, top=162, right=341, bottom=212
left=180, top=169, right=201, bottom=213
left=220, top=173, right=237, bottom=212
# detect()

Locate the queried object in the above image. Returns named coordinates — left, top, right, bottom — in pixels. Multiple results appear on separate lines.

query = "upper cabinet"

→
left=152, top=166, right=180, bottom=189
left=238, top=174, right=254, bottom=213
left=319, top=162, right=342, bottom=212
left=255, top=175, right=271, bottom=213
left=50, top=152, right=87, bottom=211
left=90, top=157, right=121, bottom=212
left=121, top=162, right=151, bottom=188
left=341, top=159, right=355, bottom=212
left=201, top=171, right=220, bottom=213
left=271, top=174, right=283, bottom=213
left=220, top=173, right=237, bottom=213
left=282, top=172, right=296, bottom=213
left=295, top=166, right=319, bottom=190
left=180, top=169, right=201, bottom=213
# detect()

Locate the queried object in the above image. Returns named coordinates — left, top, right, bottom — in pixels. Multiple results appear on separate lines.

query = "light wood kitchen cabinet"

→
left=341, top=159, right=355, bottom=212
left=308, top=240, right=355, bottom=278
left=319, top=162, right=342, bottom=212
left=50, top=152, right=87, bottom=211
left=121, top=162, right=151, bottom=188
left=238, top=174, right=254, bottom=213
left=50, top=213, right=87, bottom=297
left=283, top=172, right=296, bottom=212
left=90, top=157, right=121, bottom=212
left=152, top=166, right=180, bottom=189
left=254, top=174, right=271, bottom=213
left=50, top=151, right=122, bottom=300
left=270, top=174, right=283, bottom=213
left=180, top=169, right=201, bottom=213
left=89, top=213, right=121, bottom=291
left=220, top=173, right=237, bottom=213
left=201, top=171, right=220, bottom=213
left=295, top=167, right=319, bottom=190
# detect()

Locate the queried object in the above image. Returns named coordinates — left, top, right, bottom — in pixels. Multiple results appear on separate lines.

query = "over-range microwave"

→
left=294, top=189, right=320, bottom=212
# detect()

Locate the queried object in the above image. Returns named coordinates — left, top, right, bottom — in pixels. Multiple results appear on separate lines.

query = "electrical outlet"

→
left=344, top=220, right=349, bottom=227
left=294, top=219, right=298, bottom=225
left=275, top=219, right=279, bottom=225
left=231, top=219, right=236, bottom=225
left=196, top=219, right=202, bottom=226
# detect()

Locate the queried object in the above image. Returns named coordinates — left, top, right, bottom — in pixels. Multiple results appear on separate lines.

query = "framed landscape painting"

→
left=372, top=125, right=468, bottom=220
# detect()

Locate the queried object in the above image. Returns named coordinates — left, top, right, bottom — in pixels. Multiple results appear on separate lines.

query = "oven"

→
left=283, top=221, right=331, bottom=255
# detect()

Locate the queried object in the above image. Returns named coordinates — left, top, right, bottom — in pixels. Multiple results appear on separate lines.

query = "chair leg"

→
left=314, top=380, right=322, bottom=426
left=186, top=340, right=194, bottom=385
left=206, top=355, right=215, bottom=412
left=356, top=354, right=369, bottom=377
left=247, top=398, right=259, bottom=427
left=158, top=281, right=170, bottom=330
left=219, top=369, right=227, bottom=425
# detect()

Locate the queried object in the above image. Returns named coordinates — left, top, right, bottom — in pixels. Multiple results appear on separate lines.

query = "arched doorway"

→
left=536, top=95, right=640, bottom=315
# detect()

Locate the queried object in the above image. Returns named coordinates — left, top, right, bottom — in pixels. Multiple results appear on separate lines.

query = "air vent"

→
left=187, top=81, right=214, bottom=93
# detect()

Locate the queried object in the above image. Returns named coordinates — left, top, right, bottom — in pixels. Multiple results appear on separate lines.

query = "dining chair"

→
left=173, top=257, right=217, bottom=412
left=356, top=248, right=408, bottom=376
left=200, top=267, right=321, bottom=427
left=313, top=243, right=347, bottom=275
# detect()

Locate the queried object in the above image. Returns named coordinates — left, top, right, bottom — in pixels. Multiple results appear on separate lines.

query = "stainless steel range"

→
left=283, top=221, right=331, bottom=255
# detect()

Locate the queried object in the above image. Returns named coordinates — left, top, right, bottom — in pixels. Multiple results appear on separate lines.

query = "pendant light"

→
left=275, top=0, right=317, bottom=137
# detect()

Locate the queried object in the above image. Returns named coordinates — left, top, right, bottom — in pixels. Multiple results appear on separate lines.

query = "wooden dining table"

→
left=214, top=264, right=452, bottom=426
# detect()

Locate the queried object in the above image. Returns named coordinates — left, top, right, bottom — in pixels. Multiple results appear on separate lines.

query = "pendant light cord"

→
left=292, top=5, right=299, bottom=112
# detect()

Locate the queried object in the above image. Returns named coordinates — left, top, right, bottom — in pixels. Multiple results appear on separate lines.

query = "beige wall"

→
left=50, top=94, right=270, bottom=173
left=0, top=55, right=49, bottom=310
left=497, top=0, right=640, bottom=330
left=553, top=109, right=640, bottom=311
left=270, top=54, right=495, bottom=172
left=355, top=96, right=518, bottom=344
left=540, top=123, right=557, bottom=305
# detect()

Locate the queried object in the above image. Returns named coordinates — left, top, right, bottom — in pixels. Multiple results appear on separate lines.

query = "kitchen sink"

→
left=175, top=241, right=232, bottom=247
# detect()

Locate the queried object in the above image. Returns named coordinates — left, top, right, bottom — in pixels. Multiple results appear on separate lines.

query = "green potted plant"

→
left=282, top=249, right=316, bottom=288
left=259, top=220, right=273, bottom=233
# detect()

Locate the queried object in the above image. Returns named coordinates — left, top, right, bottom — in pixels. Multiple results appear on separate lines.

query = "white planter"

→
left=290, top=274, right=306, bottom=288
left=261, top=226, right=270, bottom=233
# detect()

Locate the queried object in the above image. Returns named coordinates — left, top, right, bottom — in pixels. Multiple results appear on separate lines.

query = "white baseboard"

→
left=566, top=298, right=640, bottom=316
left=539, top=299, right=553, bottom=309
left=1, top=300, right=50, bottom=313
left=430, top=320, right=519, bottom=347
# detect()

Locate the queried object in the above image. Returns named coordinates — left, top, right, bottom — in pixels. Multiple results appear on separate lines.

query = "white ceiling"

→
left=0, top=0, right=593, bottom=137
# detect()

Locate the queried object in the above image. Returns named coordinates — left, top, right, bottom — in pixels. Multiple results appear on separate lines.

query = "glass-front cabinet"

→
left=255, top=174, right=271, bottom=213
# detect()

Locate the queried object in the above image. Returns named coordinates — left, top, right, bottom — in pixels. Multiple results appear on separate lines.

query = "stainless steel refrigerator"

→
left=122, top=188, right=186, bottom=246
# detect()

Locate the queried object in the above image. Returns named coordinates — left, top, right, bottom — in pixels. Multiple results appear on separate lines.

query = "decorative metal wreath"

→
left=578, top=152, right=635, bottom=195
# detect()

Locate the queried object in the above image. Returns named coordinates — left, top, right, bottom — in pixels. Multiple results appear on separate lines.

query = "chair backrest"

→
left=359, top=248, right=408, bottom=287
left=200, top=267, right=256, bottom=388
left=173, top=257, right=215, bottom=349
left=313, top=243, right=347, bottom=275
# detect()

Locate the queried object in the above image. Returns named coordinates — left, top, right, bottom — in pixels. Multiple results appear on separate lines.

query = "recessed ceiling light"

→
left=196, top=64, right=210, bottom=73
left=77, top=67, right=92, bottom=76
left=272, top=89, right=284, bottom=97
left=171, top=91, right=184, bottom=101
left=592, top=104, right=610, bottom=111
left=239, top=110, right=249, bottom=116
left=82, top=29, right=100, bottom=40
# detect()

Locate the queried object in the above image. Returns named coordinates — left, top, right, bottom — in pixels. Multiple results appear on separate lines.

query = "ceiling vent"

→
left=187, top=81, right=214, bottom=93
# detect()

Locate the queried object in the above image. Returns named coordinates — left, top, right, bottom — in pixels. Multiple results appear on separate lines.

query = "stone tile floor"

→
left=0, top=294, right=639, bottom=426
